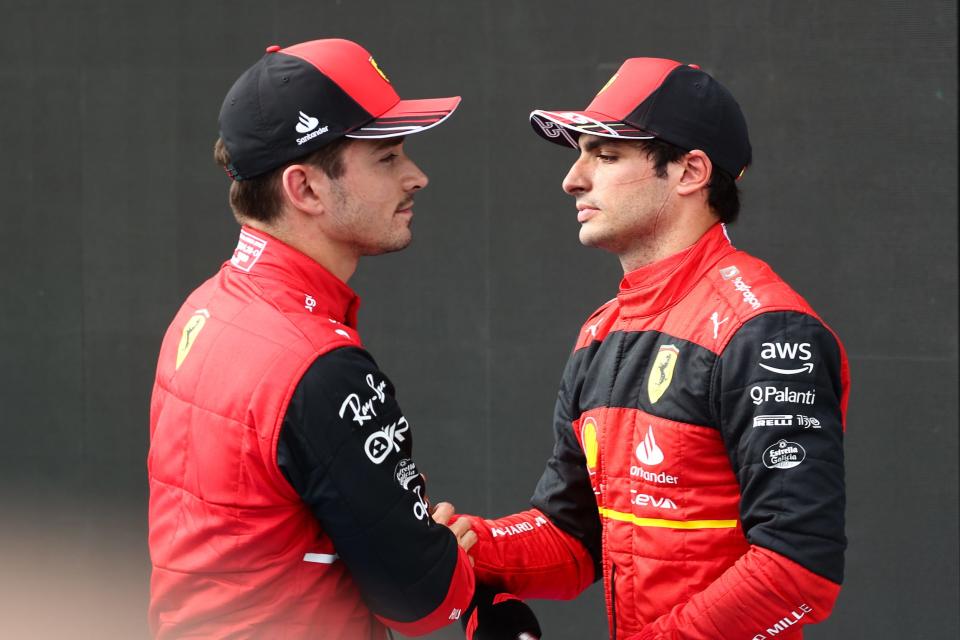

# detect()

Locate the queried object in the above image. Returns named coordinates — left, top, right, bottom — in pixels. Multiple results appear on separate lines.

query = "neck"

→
left=244, top=217, right=359, bottom=283
left=618, top=211, right=717, bottom=273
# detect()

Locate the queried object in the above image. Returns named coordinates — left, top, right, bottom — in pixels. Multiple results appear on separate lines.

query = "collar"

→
left=617, top=223, right=736, bottom=317
left=228, top=226, right=361, bottom=327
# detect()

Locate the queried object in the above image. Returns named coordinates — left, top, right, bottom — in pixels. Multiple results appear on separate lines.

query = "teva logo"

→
left=635, top=426, right=664, bottom=466
left=759, top=342, right=814, bottom=374
left=231, top=229, right=267, bottom=272
left=580, top=417, right=600, bottom=474
left=762, top=440, right=806, bottom=469
left=752, top=604, right=814, bottom=639
left=295, top=110, right=330, bottom=145
left=647, top=344, right=680, bottom=404
left=631, top=491, right=677, bottom=509
left=176, top=308, right=210, bottom=370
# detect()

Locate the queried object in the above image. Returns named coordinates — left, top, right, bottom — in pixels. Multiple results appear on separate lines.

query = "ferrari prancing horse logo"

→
left=176, top=309, right=210, bottom=370
left=647, top=344, right=680, bottom=404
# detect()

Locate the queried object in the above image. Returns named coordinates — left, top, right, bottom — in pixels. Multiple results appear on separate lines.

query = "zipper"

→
left=610, top=563, right=618, bottom=640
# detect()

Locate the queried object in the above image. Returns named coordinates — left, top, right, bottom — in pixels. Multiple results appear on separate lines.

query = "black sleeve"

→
left=277, top=347, right=462, bottom=622
left=530, top=345, right=604, bottom=578
left=713, top=311, right=846, bottom=583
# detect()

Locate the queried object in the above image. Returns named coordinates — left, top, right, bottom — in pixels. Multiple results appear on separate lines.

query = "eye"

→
left=380, top=152, right=399, bottom=163
left=597, top=153, right=618, bottom=163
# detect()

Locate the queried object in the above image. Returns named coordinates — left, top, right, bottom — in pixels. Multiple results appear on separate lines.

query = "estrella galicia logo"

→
left=762, top=439, right=806, bottom=470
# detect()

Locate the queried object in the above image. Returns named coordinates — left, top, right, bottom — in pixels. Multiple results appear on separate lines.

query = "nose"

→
left=403, top=156, right=429, bottom=192
left=562, top=155, right=590, bottom=195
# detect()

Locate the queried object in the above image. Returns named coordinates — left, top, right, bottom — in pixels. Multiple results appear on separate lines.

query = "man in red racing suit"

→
left=458, top=58, right=849, bottom=639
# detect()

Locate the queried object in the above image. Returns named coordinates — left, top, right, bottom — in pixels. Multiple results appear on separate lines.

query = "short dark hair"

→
left=634, top=138, right=743, bottom=224
left=213, top=137, right=350, bottom=224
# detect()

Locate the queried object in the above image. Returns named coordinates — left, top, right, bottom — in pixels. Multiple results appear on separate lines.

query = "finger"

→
left=459, top=530, right=477, bottom=553
left=431, top=502, right=454, bottom=525
left=448, top=518, right=472, bottom=541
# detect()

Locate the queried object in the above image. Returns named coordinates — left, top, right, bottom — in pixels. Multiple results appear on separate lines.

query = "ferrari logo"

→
left=597, top=72, right=618, bottom=96
left=580, top=417, right=599, bottom=473
left=176, top=309, right=209, bottom=370
left=647, top=345, right=680, bottom=404
left=368, top=56, right=390, bottom=83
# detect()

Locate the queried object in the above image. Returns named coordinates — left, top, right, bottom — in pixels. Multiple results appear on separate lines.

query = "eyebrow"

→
left=370, top=136, right=405, bottom=151
left=581, top=137, right=607, bottom=153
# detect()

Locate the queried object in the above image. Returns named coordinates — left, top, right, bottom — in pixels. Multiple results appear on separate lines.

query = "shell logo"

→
left=581, top=417, right=599, bottom=473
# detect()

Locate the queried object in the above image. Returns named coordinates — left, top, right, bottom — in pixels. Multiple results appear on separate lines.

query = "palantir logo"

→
left=635, top=426, right=664, bottom=466
left=296, top=110, right=320, bottom=134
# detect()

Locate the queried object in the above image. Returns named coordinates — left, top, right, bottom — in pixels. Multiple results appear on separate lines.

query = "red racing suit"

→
left=462, top=223, right=849, bottom=639
left=148, top=227, right=474, bottom=639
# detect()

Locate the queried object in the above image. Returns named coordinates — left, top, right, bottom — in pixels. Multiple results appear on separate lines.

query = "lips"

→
left=577, top=206, right=599, bottom=223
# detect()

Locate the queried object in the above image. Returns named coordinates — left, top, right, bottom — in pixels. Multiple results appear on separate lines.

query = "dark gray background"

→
left=0, top=1, right=956, bottom=638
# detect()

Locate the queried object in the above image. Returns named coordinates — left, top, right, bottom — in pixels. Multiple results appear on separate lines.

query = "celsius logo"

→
left=635, top=426, right=664, bottom=466
left=759, top=342, right=814, bottom=374
left=763, top=440, right=806, bottom=469
left=296, top=111, right=320, bottom=133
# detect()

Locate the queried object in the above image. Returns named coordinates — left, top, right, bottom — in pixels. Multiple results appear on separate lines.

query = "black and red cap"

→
left=219, top=39, right=461, bottom=180
left=530, top=58, right=751, bottom=179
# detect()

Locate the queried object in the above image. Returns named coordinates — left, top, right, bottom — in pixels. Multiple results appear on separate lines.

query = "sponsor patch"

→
left=581, top=417, right=599, bottom=474
left=394, top=458, right=418, bottom=490
left=231, top=230, right=267, bottom=272
left=763, top=440, right=806, bottom=469
left=647, top=345, right=679, bottom=404
left=749, top=385, right=816, bottom=406
left=635, top=425, right=664, bottom=466
left=364, top=417, right=409, bottom=464
left=753, top=414, right=793, bottom=428
left=176, top=309, right=209, bottom=370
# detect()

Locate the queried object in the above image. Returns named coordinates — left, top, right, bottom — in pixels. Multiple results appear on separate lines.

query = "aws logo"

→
left=176, top=309, right=210, bottom=370
left=759, top=342, right=814, bottom=375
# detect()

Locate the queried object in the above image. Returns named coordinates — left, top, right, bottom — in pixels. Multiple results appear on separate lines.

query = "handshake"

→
left=433, top=503, right=542, bottom=640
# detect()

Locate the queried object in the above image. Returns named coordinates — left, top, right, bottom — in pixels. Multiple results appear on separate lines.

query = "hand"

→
left=431, top=502, right=478, bottom=556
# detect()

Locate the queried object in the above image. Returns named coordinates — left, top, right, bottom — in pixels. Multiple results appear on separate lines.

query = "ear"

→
left=280, top=163, right=329, bottom=216
left=675, top=150, right=712, bottom=197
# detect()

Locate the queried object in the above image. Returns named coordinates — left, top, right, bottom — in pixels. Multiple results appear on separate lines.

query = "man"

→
left=459, top=58, right=849, bottom=639
left=147, top=38, right=479, bottom=639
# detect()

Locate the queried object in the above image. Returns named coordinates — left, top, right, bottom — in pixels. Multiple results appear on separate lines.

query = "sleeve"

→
left=459, top=346, right=601, bottom=600
left=631, top=311, right=848, bottom=639
left=277, top=347, right=474, bottom=636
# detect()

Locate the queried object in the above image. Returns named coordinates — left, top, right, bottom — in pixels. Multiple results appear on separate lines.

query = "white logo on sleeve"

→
left=710, top=311, right=729, bottom=339
left=364, top=417, right=410, bottom=464
left=296, top=111, right=320, bottom=133
left=759, top=342, right=814, bottom=374
left=635, top=426, right=664, bottom=466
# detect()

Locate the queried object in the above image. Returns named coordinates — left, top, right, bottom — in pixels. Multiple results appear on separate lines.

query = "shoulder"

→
left=573, top=297, right=620, bottom=349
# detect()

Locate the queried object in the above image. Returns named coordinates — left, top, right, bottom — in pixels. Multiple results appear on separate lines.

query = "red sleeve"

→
left=628, top=546, right=840, bottom=640
left=458, top=508, right=595, bottom=600
left=375, top=546, right=475, bottom=636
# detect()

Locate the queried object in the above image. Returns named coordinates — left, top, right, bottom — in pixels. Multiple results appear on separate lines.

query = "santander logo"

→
left=635, top=426, right=664, bottom=466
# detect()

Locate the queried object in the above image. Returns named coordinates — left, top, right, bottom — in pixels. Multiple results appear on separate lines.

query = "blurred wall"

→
left=0, top=1, right=956, bottom=638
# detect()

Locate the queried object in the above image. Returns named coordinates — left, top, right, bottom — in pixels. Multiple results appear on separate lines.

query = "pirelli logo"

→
left=753, top=414, right=793, bottom=428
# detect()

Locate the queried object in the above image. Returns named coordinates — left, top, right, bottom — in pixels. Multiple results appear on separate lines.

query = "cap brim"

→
left=530, top=109, right=654, bottom=148
left=346, top=96, right=461, bottom=139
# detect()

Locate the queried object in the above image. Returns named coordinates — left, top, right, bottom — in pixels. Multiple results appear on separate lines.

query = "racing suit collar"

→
left=228, top=225, right=361, bottom=327
left=617, top=223, right=735, bottom=318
